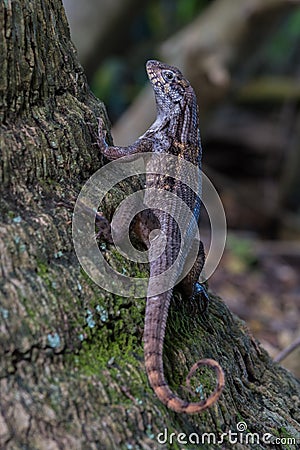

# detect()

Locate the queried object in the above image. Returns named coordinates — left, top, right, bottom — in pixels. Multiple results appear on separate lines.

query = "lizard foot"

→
left=56, top=200, right=112, bottom=244
left=94, top=212, right=113, bottom=243
left=192, top=282, right=210, bottom=313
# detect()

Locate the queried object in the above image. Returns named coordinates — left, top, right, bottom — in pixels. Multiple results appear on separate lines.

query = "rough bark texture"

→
left=0, top=1, right=299, bottom=449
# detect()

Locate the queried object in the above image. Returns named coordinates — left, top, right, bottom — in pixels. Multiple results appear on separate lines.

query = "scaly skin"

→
left=97, top=60, right=225, bottom=413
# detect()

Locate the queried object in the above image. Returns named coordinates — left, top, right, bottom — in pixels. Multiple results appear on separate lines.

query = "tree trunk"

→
left=0, top=1, right=299, bottom=449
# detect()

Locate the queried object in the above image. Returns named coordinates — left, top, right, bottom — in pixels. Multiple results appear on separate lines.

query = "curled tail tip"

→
left=146, top=358, right=225, bottom=414
left=180, top=357, right=225, bottom=413
left=186, top=358, right=225, bottom=390
left=168, top=358, right=224, bottom=414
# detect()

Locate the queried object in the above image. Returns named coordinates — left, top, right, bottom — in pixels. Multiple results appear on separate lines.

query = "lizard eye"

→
left=163, top=70, right=175, bottom=82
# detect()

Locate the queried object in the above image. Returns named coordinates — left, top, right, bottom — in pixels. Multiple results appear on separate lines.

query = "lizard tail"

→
left=143, top=295, right=225, bottom=414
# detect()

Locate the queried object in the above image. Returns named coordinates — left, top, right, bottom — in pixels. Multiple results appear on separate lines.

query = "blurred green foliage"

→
left=91, top=0, right=210, bottom=122
left=227, top=234, right=257, bottom=268
left=240, top=7, right=300, bottom=80
left=91, top=2, right=300, bottom=124
left=146, top=0, right=208, bottom=38
left=264, top=8, right=300, bottom=73
left=261, top=8, right=300, bottom=74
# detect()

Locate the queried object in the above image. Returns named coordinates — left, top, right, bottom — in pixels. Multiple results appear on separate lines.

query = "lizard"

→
left=97, top=59, right=225, bottom=414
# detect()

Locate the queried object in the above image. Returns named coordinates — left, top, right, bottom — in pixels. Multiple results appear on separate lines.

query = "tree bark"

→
left=0, top=1, right=299, bottom=449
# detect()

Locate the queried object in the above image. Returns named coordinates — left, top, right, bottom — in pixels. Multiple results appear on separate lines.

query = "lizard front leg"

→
left=97, top=118, right=153, bottom=160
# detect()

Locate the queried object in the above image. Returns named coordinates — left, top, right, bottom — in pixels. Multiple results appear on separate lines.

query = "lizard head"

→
left=146, top=59, right=192, bottom=115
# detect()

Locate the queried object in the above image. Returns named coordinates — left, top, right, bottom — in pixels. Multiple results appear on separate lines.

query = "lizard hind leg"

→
left=131, top=208, right=161, bottom=248
left=178, top=240, right=209, bottom=312
left=191, top=282, right=210, bottom=313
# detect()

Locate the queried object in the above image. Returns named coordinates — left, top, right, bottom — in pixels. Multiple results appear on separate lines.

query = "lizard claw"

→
left=95, top=212, right=113, bottom=243
left=97, top=117, right=111, bottom=156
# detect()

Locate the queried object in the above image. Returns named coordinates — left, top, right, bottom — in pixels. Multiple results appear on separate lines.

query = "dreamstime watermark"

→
left=72, top=152, right=226, bottom=296
left=156, top=421, right=298, bottom=446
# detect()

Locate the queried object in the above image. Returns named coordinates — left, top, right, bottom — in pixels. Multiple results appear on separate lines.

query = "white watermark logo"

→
left=72, top=152, right=226, bottom=296
left=157, top=421, right=298, bottom=446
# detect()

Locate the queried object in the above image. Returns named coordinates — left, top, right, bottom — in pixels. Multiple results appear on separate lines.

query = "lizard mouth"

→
left=146, top=60, right=160, bottom=82
left=146, top=59, right=159, bottom=70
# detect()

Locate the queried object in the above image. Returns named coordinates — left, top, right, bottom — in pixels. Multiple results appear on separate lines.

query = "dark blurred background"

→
left=63, top=0, right=300, bottom=376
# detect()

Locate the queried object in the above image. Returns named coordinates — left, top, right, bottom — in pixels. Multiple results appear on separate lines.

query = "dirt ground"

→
left=208, top=232, right=300, bottom=378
